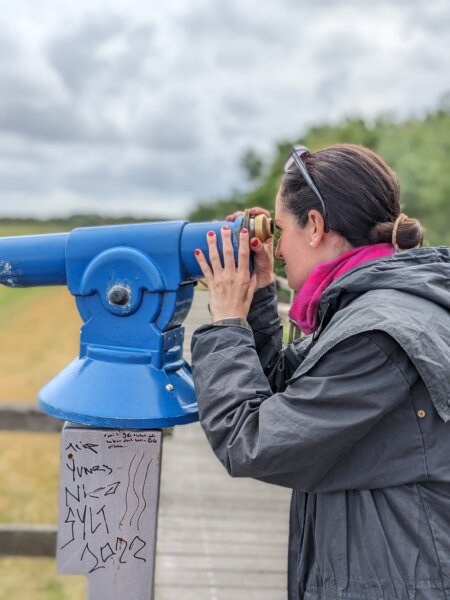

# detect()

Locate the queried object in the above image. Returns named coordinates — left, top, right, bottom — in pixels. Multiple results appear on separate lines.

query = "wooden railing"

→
left=0, top=522, right=57, bottom=557
left=0, top=404, right=58, bottom=557
left=0, top=282, right=293, bottom=559
left=0, top=404, right=62, bottom=433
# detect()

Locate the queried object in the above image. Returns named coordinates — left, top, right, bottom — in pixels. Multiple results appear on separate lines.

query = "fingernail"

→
left=195, top=249, right=201, bottom=256
left=251, top=238, right=259, bottom=247
left=207, top=231, right=215, bottom=237
left=222, top=225, right=230, bottom=231
left=241, top=228, right=248, bottom=234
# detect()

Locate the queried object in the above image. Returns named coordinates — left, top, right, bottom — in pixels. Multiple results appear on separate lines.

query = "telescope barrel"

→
left=180, top=220, right=241, bottom=280
left=0, top=212, right=271, bottom=288
left=0, top=220, right=244, bottom=289
left=0, top=232, right=68, bottom=287
left=180, top=212, right=273, bottom=278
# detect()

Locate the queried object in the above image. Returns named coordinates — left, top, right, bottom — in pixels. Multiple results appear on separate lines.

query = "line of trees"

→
left=189, top=100, right=450, bottom=247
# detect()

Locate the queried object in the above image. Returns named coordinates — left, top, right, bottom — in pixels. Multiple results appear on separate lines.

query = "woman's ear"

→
left=307, top=209, right=326, bottom=248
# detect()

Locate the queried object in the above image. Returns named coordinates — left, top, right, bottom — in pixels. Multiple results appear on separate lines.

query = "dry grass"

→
left=0, top=558, right=85, bottom=600
left=0, top=287, right=80, bottom=402
left=0, top=286, right=85, bottom=597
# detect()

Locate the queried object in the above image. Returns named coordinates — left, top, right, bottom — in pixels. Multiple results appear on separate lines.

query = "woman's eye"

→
left=274, top=226, right=281, bottom=244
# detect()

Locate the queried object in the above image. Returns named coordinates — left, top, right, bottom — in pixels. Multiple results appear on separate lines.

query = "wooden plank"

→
left=157, top=515, right=288, bottom=534
left=155, top=568, right=286, bottom=588
left=154, top=586, right=287, bottom=600
left=155, top=541, right=287, bottom=558
left=0, top=404, right=62, bottom=432
left=153, top=290, right=291, bottom=595
left=156, top=554, right=286, bottom=573
left=0, top=524, right=56, bottom=557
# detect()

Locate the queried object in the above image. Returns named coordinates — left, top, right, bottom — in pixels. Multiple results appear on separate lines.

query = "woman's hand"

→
left=226, top=207, right=274, bottom=289
left=194, top=226, right=258, bottom=321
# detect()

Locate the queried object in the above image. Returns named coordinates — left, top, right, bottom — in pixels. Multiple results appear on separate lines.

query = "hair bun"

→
left=369, top=213, right=424, bottom=250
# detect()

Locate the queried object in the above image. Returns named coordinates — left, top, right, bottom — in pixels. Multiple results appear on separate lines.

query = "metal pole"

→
left=57, top=423, right=162, bottom=600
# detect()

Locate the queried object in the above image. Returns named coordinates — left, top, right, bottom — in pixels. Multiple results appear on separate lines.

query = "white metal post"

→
left=57, top=423, right=162, bottom=600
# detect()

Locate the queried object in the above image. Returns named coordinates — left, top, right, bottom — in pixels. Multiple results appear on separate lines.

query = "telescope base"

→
left=39, top=355, right=198, bottom=429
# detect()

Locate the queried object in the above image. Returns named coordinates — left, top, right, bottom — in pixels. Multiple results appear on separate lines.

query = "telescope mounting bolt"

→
left=108, top=285, right=130, bottom=306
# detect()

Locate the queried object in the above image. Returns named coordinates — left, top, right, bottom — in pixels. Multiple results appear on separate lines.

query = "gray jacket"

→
left=191, top=247, right=450, bottom=600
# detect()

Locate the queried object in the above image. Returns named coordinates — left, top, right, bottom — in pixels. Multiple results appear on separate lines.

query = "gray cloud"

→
left=0, top=169, right=49, bottom=194
left=223, top=96, right=261, bottom=119
left=312, top=34, right=368, bottom=65
left=64, top=150, right=235, bottom=205
left=134, top=94, right=202, bottom=152
left=403, top=1, right=450, bottom=35
left=47, top=16, right=123, bottom=92
left=0, top=0, right=447, bottom=218
left=0, top=101, right=84, bottom=142
left=178, top=2, right=286, bottom=45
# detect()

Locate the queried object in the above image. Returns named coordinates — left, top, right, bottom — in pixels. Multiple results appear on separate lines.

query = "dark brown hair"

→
left=280, top=144, right=424, bottom=250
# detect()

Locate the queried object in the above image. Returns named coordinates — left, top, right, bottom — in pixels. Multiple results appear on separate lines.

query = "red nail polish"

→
left=251, top=238, right=259, bottom=247
left=222, top=225, right=230, bottom=231
left=195, top=249, right=201, bottom=256
left=208, top=231, right=215, bottom=237
left=241, top=228, right=248, bottom=234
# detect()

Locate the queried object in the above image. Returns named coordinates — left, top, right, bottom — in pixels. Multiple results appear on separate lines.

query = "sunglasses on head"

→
left=284, top=145, right=330, bottom=231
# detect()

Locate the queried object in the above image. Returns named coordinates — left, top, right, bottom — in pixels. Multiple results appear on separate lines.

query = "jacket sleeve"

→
left=245, top=283, right=311, bottom=392
left=191, top=326, right=416, bottom=492
left=246, top=282, right=283, bottom=368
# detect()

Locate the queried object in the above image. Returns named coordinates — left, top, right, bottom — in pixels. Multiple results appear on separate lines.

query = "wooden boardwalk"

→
left=155, top=290, right=291, bottom=600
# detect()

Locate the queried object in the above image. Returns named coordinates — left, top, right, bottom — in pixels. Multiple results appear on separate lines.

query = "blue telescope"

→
left=0, top=212, right=273, bottom=429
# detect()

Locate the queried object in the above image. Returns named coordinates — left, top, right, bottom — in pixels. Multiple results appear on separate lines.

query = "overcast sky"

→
left=0, top=0, right=448, bottom=219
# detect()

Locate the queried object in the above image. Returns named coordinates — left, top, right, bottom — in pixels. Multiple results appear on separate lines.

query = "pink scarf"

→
left=289, top=243, right=395, bottom=334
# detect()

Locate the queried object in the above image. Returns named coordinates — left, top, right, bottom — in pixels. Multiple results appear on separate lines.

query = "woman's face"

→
left=274, top=192, right=322, bottom=291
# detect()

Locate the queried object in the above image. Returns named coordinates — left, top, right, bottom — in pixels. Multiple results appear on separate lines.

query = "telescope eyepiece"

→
left=242, top=210, right=273, bottom=243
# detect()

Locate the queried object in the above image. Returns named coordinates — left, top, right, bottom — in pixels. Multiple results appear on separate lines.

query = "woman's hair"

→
left=280, top=144, right=424, bottom=250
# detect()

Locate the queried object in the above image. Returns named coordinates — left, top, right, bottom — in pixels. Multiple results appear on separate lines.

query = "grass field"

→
left=0, top=224, right=66, bottom=238
left=0, top=224, right=86, bottom=597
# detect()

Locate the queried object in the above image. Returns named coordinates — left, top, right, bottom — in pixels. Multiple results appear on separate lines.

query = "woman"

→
left=191, top=144, right=450, bottom=600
